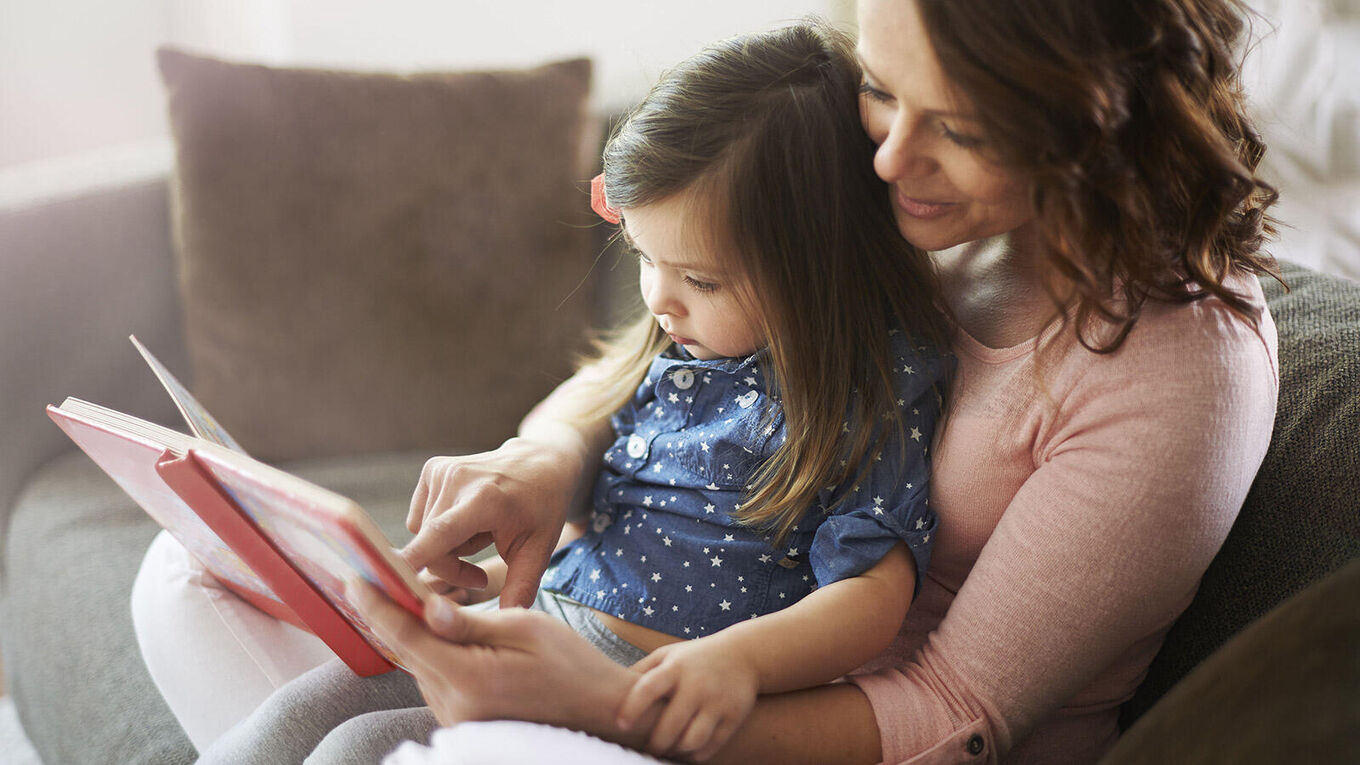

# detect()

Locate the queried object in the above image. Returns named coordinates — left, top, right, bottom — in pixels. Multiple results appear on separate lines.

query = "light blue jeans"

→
left=195, top=590, right=647, bottom=765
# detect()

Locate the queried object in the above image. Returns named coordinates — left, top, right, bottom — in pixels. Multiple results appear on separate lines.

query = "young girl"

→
left=199, top=19, right=951, bottom=764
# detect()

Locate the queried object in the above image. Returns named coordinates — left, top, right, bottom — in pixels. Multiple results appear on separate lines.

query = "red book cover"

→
left=154, top=450, right=396, bottom=676
left=48, top=400, right=429, bottom=676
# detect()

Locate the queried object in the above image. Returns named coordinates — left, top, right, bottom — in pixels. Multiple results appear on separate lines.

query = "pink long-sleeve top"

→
left=849, top=273, right=1279, bottom=764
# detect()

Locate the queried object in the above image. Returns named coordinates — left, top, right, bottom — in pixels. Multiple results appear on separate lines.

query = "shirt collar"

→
left=662, top=342, right=769, bottom=376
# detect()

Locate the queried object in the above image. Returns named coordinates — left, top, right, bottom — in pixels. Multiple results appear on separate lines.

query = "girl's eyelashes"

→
left=683, top=275, right=719, bottom=293
left=635, top=248, right=720, bottom=293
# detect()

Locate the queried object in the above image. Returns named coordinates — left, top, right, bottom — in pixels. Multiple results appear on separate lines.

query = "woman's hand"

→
left=419, top=554, right=507, bottom=606
left=617, top=638, right=759, bottom=762
left=402, top=429, right=592, bottom=609
left=346, top=578, right=647, bottom=735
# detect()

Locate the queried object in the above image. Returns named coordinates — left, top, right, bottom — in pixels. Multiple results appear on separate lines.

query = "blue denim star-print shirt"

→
left=543, top=332, right=950, bottom=640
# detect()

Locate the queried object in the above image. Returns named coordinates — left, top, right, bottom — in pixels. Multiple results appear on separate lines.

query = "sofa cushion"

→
left=0, top=448, right=433, bottom=764
left=1120, top=260, right=1360, bottom=726
left=158, top=49, right=598, bottom=461
left=1101, top=558, right=1360, bottom=763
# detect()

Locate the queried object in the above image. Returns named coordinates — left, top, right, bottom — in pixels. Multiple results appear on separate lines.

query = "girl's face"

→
left=857, top=0, right=1033, bottom=252
left=623, top=191, right=765, bottom=361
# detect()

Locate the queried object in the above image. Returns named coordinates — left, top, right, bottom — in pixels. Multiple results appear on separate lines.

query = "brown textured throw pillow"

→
left=158, top=48, right=598, bottom=460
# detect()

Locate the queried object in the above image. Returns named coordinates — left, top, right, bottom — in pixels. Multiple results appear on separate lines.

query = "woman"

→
left=137, top=0, right=1280, bottom=761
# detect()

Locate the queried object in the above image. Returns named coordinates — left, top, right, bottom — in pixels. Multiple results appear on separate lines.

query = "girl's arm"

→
left=401, top=364, right=614, bottom=608
left=615, top=543, right=916, bottom=760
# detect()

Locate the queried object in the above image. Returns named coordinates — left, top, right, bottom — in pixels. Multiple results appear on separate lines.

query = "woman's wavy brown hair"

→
left=916, top=0, right=1280, bottom=352
left=572, top=19, right=949, bottom=544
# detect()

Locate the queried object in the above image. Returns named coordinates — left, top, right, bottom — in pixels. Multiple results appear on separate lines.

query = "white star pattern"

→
left=545, top=347, right=938, bottom=639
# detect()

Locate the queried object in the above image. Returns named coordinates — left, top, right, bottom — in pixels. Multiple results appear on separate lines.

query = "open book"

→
left=48, top=336, right=432, bottom=676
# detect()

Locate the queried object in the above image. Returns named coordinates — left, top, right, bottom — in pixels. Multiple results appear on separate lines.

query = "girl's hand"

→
left=419, top=554, right=508, bottom=606
left=402, top=432, right=590, bottom=609
left=617, top=638, right=759, bottom=762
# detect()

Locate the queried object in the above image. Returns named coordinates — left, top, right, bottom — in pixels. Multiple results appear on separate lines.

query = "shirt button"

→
left=736, top=390, right=758, bottom=408
left=626, top=434, right=648, bottom=459
left=966, top=734, right=985, bottom=756
left=672, top=369, right=695, bottom=390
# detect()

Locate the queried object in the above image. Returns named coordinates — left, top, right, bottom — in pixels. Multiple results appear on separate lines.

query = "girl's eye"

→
left=939, top=121, right=985, bottom=149
left=636, top=250, right=653, bottom=267
left=684, top=275, right=719, bottom=293
left=858, top=81, right=892, bottom=104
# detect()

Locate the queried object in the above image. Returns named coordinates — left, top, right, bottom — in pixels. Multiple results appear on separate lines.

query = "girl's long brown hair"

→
left=573, top=19, right=949, bottom=544
left=917, top=0, right=1279, bottom=352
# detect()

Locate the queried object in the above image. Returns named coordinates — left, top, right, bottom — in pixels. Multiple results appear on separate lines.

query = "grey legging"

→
left=195, top=589, right=647, bottom=765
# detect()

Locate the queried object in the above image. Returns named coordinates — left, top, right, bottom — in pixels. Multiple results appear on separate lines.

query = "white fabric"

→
left=382, top=721, right=667, bottom=765
left=1245, top=0, right=1360, bottom=280
left=132, top=531, right=662, bottom=763
left=130, top=530, right=334, bottom=750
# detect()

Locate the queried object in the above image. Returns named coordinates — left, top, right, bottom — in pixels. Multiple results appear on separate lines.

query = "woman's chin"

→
left=894, top=211, right=966, bottom=253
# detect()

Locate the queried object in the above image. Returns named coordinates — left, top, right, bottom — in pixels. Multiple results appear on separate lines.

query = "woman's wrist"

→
left=552, top=659, right=658, bottom=747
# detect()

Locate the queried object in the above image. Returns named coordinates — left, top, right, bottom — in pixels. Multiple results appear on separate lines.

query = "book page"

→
left=130, top=335, right=247, bottom=454
left=49, top=401, right=284, bottom=612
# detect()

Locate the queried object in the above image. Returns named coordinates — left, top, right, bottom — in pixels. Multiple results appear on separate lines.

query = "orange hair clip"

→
left=591, top=173, right=621, bottom=224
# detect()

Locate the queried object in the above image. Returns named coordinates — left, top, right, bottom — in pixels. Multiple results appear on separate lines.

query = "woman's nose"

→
left=874, top=118, right=935, bottom=183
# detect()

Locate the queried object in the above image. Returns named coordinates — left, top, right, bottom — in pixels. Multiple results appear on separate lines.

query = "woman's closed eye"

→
left=860, top=80, right=986, bottom=150
left=937, top=121, right=984, bottom=149
left=858, top=81, right=892, bottom=104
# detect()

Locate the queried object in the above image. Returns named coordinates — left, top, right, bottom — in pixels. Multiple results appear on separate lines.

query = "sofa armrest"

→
left=0, top=142, right=188, bottom=557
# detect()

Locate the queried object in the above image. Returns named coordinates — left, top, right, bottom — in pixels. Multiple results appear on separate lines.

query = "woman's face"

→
left=857, top=0, right=1033, bottom=252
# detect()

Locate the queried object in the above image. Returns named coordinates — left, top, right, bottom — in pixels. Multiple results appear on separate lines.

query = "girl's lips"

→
left=669, top=333, right=697, bottom=346
left=895, top=188, right=958, bottom=220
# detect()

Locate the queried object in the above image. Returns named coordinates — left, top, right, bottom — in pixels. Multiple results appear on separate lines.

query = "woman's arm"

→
left=348, top=577, right=885, bottom=764
left=847, top=298, right=1280, bottom=763
left=402, top=364, right=614, bottom=608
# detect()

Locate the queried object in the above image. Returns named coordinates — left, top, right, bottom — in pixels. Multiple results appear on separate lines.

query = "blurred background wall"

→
left=0, top=0, right=854, bottom=169
left=0, top=0, right=1355, bottom=277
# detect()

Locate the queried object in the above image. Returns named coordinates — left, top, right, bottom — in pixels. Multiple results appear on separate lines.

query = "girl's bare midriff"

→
left=593, top=609, right=684, bottom=654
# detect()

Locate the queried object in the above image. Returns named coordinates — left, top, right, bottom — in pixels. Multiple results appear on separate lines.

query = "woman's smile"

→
left=894, top=187, right=958, bottom=220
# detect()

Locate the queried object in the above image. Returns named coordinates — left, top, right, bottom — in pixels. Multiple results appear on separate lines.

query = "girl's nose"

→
left=643, top=275, right=684, bottom=318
